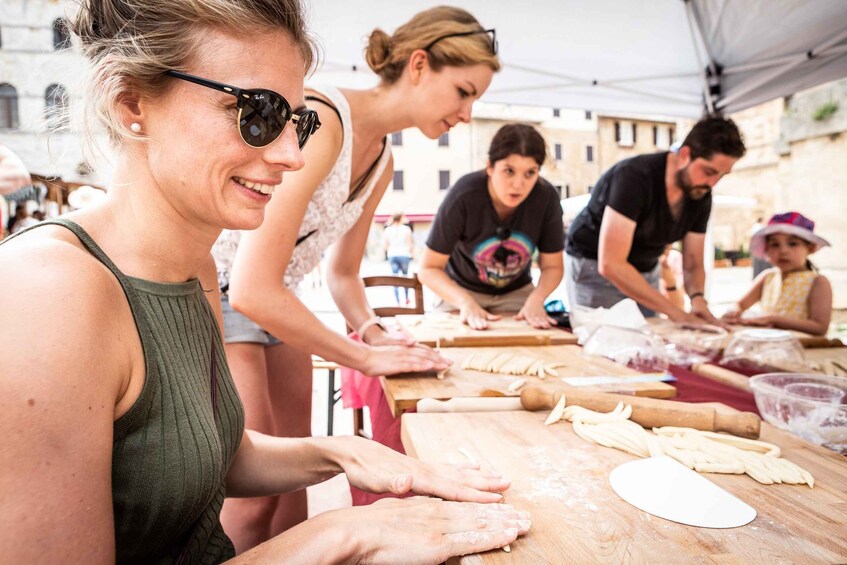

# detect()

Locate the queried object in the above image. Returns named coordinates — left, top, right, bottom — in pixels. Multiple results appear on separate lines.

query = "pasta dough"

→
left=461, top=351, right=564, bottom=378
left=545, top=400, right=814, bottom=487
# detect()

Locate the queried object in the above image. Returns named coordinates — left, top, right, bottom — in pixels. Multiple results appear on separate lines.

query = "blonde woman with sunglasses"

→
left=0, top=1, right=527, bottom=562
left=218, top=7, right=502, bottom=549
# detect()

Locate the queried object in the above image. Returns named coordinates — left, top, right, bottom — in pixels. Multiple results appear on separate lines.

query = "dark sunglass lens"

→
left=240, top=91, right=289, bottom=147
left=295, top=111, right=317, bottom=149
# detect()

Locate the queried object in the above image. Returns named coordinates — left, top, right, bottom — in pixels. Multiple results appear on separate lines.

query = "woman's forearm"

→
left=229, top=285, right=368, bottom=369
left=227, top=433, right=358, bottom=498
left=418, top=267, right=477, bottom=310
left=770, top=315, right=829, bottom=336
left=526, top=264, right=563, bottom=304
left=229, top=509, right=355, bottom=564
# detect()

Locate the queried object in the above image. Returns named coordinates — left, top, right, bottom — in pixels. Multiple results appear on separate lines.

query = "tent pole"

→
left=684, top=0, right=717, bottom=115
left=718, top=27, right=847, bottom=110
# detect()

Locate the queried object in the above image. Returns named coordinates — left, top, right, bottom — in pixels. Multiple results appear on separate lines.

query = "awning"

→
left=309, top=0, right=847, bottom=118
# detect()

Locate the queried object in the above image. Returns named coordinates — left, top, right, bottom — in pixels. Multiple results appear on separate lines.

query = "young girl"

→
left=722, top=212, right=832, bottom=336
left=418, top=123, right=564, bottom=329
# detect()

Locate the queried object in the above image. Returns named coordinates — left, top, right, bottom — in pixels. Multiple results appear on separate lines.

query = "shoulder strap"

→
left=306, top=95, right=342, bottom=123
left=346, top=137, right=388, bottom=204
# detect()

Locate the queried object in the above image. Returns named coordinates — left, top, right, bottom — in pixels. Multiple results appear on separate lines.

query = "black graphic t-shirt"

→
left=427, top=170, right=564, bottom=295
left=566, top=152, right=712, bottom=272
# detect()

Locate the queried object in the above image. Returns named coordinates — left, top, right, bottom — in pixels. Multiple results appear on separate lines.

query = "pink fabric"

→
left=340, top=333, right=411, bottom=506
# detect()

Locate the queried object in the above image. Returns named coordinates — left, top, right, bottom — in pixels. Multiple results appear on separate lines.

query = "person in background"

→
left=382, top=212, right=415, bottom=304
left=659, top=244, right=685, bottom=310
left=0, top=0, right=528, bottom=562
left=219, top=7, right=499, bottom=549
left=10, top=205, right=38, bottom=234
left=565, top=117, right=746, bottom=323
left=0, top=144, right=31, bottom=196
left=722, top=212, right=832, bottom=336
left=418, top=123, right=564, bottom=330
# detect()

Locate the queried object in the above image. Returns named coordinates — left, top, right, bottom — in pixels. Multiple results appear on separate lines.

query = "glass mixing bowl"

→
left=722, top=329, right=808, bottom=371
left=649, top=322, right=728, bottom=365
left=582, top=325, right=669, bottom=373
left=749, top=373, right=847, bottom=454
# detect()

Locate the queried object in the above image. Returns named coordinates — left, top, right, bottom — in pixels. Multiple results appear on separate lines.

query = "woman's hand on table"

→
left=361, top=343, right=451, bottom=377
left=515, top=297, right=557, bottom=329
left=328, top=497, right=529, bottom=564
left=459, top=301, right=500, bottom=330
left=337, top=435, right=511, bottom=502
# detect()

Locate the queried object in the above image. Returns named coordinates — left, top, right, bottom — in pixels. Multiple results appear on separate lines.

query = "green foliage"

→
left=714, top=247, right=726, bottom=260
left=813, top=101, right=839, bottom=121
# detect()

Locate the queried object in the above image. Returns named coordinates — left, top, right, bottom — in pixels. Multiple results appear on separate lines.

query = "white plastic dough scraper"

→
left=609, top=455, right=757, bottom=528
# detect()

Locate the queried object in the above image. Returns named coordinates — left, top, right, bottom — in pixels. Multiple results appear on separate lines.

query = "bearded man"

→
left=564, top=117, right=745, bottom=323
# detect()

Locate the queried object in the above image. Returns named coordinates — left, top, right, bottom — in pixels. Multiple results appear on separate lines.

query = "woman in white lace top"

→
left=217, top=7, right=501, bottom=550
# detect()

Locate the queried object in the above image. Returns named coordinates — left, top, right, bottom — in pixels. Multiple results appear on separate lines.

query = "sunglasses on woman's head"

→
left=165, top=70, right=320, bottom=149
left=424, top=28, right=498, bottom=56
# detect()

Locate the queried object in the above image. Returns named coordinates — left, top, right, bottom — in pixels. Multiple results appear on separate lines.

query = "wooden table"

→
left=402, top=409, right=847, bottom=564
left=382, top=345, right=677, bottom=417
left=804, top=346, right=847, bottom=377
left=394, top=314, right=578, bottom=347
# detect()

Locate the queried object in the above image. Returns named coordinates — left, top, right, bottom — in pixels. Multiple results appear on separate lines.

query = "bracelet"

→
left=665, top=286, right=677, bottom=291
left=357, top=316, right=385, bottom=339
left=689, top=292, right=705, bottom=300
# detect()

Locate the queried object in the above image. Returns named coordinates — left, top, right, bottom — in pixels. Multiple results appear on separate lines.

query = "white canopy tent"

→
left=307, top=0, right=847, bottom=118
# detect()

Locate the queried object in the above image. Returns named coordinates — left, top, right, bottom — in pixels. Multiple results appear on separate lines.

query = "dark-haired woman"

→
left=419, top=123, right=565, bottom=330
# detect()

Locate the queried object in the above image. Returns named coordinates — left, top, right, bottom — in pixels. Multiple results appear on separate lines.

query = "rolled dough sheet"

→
left=609, top=455, right=756, bottom=528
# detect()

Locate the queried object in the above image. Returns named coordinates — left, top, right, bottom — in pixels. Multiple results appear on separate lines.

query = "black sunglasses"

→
left=165, top=70, right=320, bottom=149
left=424, top=28, right=498, bottom=56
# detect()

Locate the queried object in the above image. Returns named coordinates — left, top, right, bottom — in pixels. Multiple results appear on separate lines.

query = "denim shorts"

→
left=220, top=294, right=282, bottom=345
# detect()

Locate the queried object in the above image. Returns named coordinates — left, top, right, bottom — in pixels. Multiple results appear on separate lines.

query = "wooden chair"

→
left=318, top=274, right=424, bottom=437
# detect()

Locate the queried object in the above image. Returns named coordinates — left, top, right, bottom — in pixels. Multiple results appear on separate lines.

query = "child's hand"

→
left=721, top=309, right=742, bottom=323
left=739, top=315, right=775, bottom=327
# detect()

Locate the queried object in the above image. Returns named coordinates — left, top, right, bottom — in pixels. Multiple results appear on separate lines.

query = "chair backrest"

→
left=362, top=274, right=425, bottom=317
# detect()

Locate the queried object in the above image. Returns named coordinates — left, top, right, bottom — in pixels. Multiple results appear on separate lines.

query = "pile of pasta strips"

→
left=544, top=396, right=814, bottom=487
left=461, top=350, right=564, bottom=378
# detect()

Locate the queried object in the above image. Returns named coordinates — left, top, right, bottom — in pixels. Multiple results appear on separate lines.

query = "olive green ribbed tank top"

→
left=4, top=219, right=244, bottom=563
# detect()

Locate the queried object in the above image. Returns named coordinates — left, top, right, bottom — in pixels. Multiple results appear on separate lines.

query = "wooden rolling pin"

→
left=520, top=385, right=761, bottom=439
left=690, top=363, right=752, bottom=393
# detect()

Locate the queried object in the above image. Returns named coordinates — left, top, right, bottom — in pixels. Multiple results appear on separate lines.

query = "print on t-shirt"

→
left=473, top=230, right=534, bottom=288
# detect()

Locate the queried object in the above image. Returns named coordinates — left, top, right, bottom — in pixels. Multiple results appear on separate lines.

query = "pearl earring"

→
left=130, top=122, right=142, bottom=133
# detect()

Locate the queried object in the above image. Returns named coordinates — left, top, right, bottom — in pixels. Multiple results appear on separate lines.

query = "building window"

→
left=0, top=83, right=20, bottom=129
left=617, top=120, right=635, bottom=147
left=632, top=123, right=637, bottom=143
left=392, top=171, right=404, bottom=191
left=390, top=131, right=403, bottom=146
left=564, top=184, right=571, bottom=198
left=585, top=110, right=592, bottom=120
left=652, top=126, right=658, bottom=146
left=655, top=125, right=670, bottom=149
left=586, top=145, right=594, bottom=162
left=669, top=127, right=675, bottom=144
left=553, top=108, right=561, bottom=118
left=53, top=18, right=71, bottom=50
left=554, top=143, right=562, bottom=161
left=588, top=185, right=593, bottom=193
left=438, top=132, right=449, bottom=147
left=45, top=84, right=69, bottom=127
left=439, top=170, right=450, bottom=191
